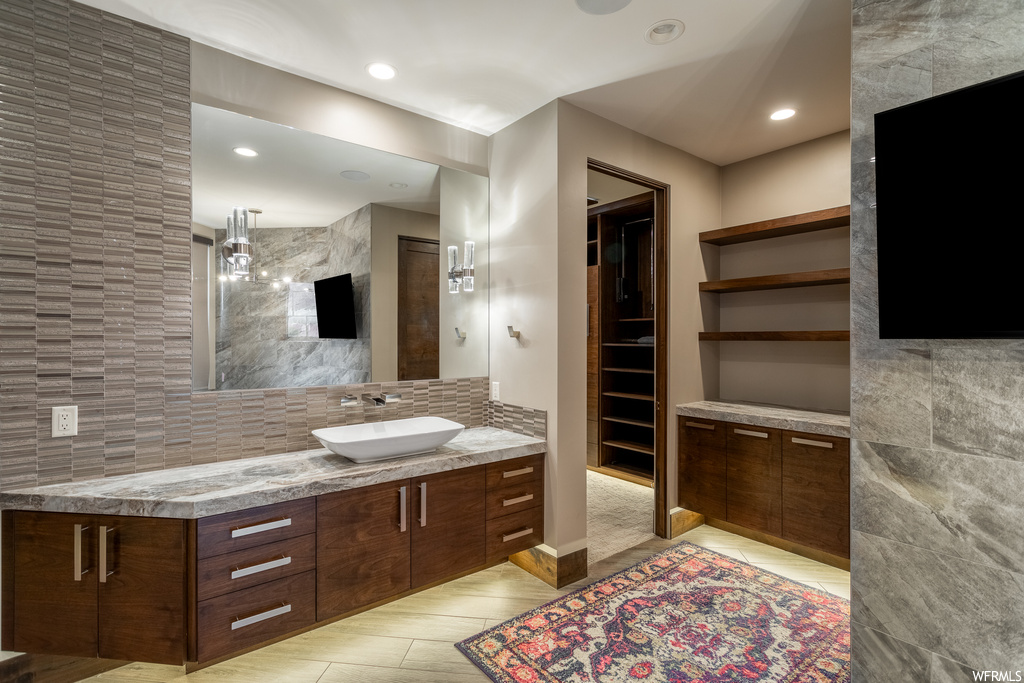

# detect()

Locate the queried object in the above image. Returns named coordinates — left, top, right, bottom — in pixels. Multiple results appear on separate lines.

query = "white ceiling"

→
left=77, top=0, right=851, bottom=166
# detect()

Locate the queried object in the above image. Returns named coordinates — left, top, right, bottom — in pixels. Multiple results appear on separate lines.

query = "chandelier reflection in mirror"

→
left=448, top=241, right=475, bottom=294
left=221, top=207, right=257, bottom=279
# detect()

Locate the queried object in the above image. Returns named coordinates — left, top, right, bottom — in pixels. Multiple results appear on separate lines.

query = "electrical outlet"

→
left=51, top=405, right=78, bottom=437
left=491, top=382, right=500, bottom=401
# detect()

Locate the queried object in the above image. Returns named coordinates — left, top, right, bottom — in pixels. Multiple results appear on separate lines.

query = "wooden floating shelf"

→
left=603, top=391, right=655, bottom=402
left=603, top=342, right=655, bottom=348
left=603, top=416, right=655, bottom=429
left=699, top=330, right=850, bottom=342
left=602, top=367, right=655, bottom=375
left=618, top=317, right=654, bottom=322
left=700, top=268, right=850, bottom=293
left=699, top=205, right=850, bottom=246
left=602, top=439, right=655, bottom=456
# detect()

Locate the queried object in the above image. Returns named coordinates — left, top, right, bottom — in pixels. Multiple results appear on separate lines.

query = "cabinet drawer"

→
left=197, top=498, right=315, bottom=559
left=485, top=506, right=544, bottom=562
left=196, top=570, right=315, bottom=662
left=485, top=454, right=544, bottom=490
left=197, top=534, right=316, bottom=601
left=485, top=476, right=542, bottom=520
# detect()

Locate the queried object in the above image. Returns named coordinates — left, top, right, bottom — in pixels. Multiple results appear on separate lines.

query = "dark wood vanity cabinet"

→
left=317, top=465, right=488, bottom=619
left=2, top=452, right=544, bottom=667
left=2, top=511, right=186, bottom=665
left=678, top=417, right=849, bottom=558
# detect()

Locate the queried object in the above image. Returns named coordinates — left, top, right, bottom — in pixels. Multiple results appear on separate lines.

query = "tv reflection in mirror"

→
left=314, top=274, right=358, bottom=339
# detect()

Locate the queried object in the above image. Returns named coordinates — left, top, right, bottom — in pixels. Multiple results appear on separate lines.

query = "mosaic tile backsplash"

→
left=0, top=0, right=545, bottom=491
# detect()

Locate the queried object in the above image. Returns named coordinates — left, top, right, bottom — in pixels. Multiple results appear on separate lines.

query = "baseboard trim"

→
left=669, top=508, right=704, bottom=538
left=509, top=546, right=588, bottom=588
left=704, top=518, right=850, bottom=571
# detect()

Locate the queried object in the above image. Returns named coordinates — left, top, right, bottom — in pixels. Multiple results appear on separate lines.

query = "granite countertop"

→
left=0, top=427, right=546, bottom=520
left=676, top=401, right=850, bottom=438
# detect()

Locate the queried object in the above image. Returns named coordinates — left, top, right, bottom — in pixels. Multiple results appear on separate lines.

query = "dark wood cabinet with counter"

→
left=2, top=449, right=546, bottom=667
left=678, top=416, right=849, bottom=559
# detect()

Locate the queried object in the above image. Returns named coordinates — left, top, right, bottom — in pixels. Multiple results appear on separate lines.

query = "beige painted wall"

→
left=716, top=131, right=852, bottom=411
left=191, top=43, right=488, bottom=177
left=489, top=100, right=721, bottom=555
left=438, top=167, right=489, bottom=379
left=370, top=205, right=440, bottom=381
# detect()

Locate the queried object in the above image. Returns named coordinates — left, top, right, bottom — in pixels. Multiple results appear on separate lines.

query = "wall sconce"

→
left=222, top=207, right=258, bottom=278
left=447, top=241, right=474, bottom=294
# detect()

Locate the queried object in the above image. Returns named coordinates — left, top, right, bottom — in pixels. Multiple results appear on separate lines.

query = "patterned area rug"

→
left=456, top=541, right=850, bottom=682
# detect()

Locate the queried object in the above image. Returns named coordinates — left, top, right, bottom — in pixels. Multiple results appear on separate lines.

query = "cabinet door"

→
left=678, top=417, right=728, bottom=519
left=10, top=512, right=98, bottom=657
left=97, top=516, right=186, bottom=664
left=411, top=466, right=485, bottom=588
left=782, top=431, right=850, bottom=558
left=726, top=424, right=783, bottom=536
left=317, top=481, right=411, bottom=620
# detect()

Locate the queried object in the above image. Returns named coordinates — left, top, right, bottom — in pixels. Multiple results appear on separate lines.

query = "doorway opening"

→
left=397, top=236, right=440, bottom=380
left=585, top=160, right=669, bottom=560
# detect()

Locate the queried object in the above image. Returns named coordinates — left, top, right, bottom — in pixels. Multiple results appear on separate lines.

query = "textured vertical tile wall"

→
left=850, top=0, right=1024, bottom=678
left=486, top=401, right=547, bottom=439
left=0, top=1, right=511, bottom=491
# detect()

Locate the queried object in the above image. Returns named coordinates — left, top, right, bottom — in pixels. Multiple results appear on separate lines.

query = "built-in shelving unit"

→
left=699, top=205, right=851, bottom=342
left=587, top=192, right=658, bottom=483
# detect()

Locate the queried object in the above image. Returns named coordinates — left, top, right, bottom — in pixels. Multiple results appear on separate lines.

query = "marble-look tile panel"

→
left=851, top=46, right=933, bottom=142
left=932, top=8, right=1024, bottom=95
left=851, top=530, right=1024, bottom=672
left=0, top=427, right=544, bottom=518
left=933, top=348, right=1024, bottom=460
left=851, top=622, right=978, bottom=683
left=850, top=348, right=931, bottom=447
left=852, top=440, right=1024, bottom=573
left=675, top=400, right=849, bottom=437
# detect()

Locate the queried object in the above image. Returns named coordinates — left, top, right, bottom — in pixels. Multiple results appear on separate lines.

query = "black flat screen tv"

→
left=313, top=273, right=358, bottom=339
left=875, top=68, right=1024, bottom=339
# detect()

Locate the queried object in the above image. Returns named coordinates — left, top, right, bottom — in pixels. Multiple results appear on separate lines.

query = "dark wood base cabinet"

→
left=2, top=453, right=545, bottom=667
left=678, top=416, right=849, bottom=558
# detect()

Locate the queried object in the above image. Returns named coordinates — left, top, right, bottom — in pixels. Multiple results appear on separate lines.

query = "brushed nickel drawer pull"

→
left=503, top=493, right=534, bottom=507
left=502, top=527, right=534, bottom=543
left=99, top=525, right=114, bottom=583
left=419, top=482, right=427, bottom=527
left=231, top=517, right=291, bottom=538
left=73, top=524, right=90, bottom=581
left=231, top=602, right=291, bottom=630
left=399, top=485, right=407, bottom=533
left=791, top=437, right=834, bottom=449
left=734, top=428, right=768, bottom=439
left=231, top=555, right=292, bottom=580
left=502, top=466, right=534, bottom=479
left=685, top=421, right=715, bottom=430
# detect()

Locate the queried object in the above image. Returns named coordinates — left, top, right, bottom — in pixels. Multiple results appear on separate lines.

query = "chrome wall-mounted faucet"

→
left=339, top=394, right=359, bottom=406
left=362, top=392, right=402, bottom=407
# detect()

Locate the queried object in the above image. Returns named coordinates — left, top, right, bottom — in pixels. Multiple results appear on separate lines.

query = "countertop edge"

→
left=0, top=428, right=546, bottom=519
left=676, top=401, right=850, bottom=438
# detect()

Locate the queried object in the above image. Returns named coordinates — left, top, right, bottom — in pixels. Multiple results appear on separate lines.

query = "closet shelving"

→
left=588, top=192, right=657, bottom=483
left=698, top=205, right=851, bottom=342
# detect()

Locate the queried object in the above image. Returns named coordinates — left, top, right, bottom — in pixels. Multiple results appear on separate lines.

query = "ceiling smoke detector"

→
left=575, top=0, right=632, bottom=16
left=644, top=19, right=684, bottom=45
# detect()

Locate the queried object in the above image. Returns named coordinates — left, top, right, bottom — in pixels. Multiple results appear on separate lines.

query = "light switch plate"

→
left=491, top=382, right=500, bottom=401
left=52, top=405, right=78, bottom=437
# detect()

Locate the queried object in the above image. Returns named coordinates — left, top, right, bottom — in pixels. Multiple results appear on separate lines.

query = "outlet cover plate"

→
left=52, top=405, right=78, bottom=437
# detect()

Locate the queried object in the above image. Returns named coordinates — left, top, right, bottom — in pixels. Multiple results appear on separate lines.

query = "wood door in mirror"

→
left=398, top=236, right=440, bottom=380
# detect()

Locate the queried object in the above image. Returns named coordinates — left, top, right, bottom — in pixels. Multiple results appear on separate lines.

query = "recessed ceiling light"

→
left=575, top=0, right=631, bottom=15
left=340, top=170, right=371, bottom=182
left=644, top=19, right=684, bottom=44
left=771, top=108, right=796, bottom=120
left=389, top=182, right=408, bottom=189
left=233, top=147, right=258, bottom=157
left=366, top=63, right=397, bottom=80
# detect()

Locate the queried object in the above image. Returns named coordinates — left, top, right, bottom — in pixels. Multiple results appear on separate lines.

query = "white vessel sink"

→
left=312, top=417, right=465, bottom=463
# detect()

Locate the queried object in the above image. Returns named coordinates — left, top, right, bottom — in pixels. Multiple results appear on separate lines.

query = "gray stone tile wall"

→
left=851, top=0, right=1024, bottom=676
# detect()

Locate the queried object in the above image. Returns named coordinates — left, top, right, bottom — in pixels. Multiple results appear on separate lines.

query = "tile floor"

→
left=80, top=525, right=850, bottom=682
